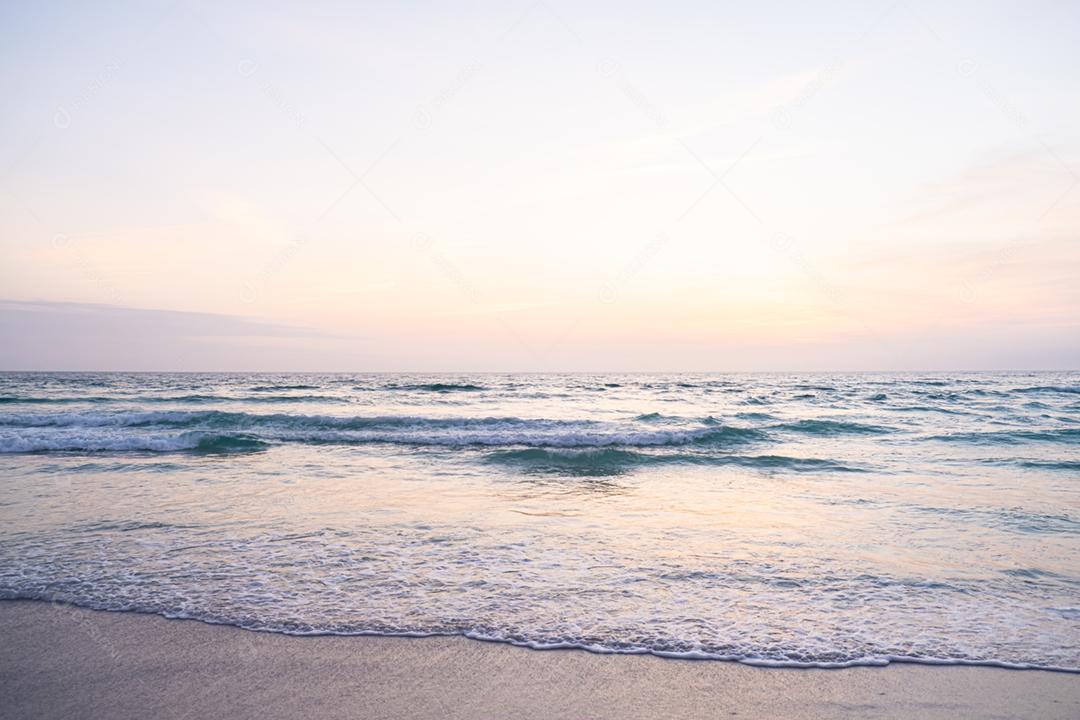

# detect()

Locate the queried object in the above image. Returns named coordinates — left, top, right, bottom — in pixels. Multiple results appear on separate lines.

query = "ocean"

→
left=0, top=371, right=1077, bottom=671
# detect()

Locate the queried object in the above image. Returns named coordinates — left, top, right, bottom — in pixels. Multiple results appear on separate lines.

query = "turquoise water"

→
left=0, top=372, right=1078, bottom=669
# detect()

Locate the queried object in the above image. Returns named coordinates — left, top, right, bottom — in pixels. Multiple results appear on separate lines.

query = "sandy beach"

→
left=0, top=600, right=1076, bottom=720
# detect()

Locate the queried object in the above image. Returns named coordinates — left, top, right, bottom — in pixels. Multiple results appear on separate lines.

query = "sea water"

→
left=0, top=372, right=1077, bottom=670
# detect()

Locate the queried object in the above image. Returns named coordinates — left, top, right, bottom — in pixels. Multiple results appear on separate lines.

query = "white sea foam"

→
left=0, top=411, right=764, bottom=451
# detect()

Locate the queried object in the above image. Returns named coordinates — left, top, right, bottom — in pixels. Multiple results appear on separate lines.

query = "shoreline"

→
left=2, top=600, right=1078, bottom=719
left=8, top=598, right=1080, bottom=675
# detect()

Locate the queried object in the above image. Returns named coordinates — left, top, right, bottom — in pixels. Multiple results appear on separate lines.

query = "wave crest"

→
left=0, top=411, right=766, bottom=453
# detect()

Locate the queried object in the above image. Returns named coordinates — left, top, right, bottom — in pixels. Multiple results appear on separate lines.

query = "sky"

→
left=1, top=0, right=1078, bottom=371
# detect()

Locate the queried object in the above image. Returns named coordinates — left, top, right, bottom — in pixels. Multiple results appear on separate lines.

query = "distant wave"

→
left=386, top=383, right=486, bottom=393
left=734, top=411, right=776, bottom=421
left=0, top=396, right=110, bottom=404
left=484, top=448, right=862, bottom=475
left=931, top=428, right=1080, bottom=445
left=1014, top=459, right=1080, bottom=471
left=485, top=448, right=650, bottom=476
left=0, top=394, right=348, bottom=405
left=635, top=412, right=666, bottom=422
left=888, top=405, right=973, bottom=416
left=0, top=411, right=766, bottom=452
left=0, top=430, right=268, bottom=454
left=1012, top=385, right=1080, bottom=395
left=771, top=419, right=894, bottom=435
left=145, top=394, right=349, bottom=404
left=156, top=394, right=349, bottom=404
left=980, top=457, right=1080, bottom=472
left=632, top=412, right=721, bottom=424
left=719, top=454, right=865, bottom=472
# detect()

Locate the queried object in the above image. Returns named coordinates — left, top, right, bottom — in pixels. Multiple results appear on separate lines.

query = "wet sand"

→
left=1, top=600, right=1077, bottom=719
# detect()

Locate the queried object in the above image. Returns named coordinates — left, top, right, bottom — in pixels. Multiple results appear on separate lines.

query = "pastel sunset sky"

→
left=2, top=1, right=1077, bottom=370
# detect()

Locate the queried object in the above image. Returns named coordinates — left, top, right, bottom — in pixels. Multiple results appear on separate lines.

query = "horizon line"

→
left=0, top=369, right=1075, bottom=375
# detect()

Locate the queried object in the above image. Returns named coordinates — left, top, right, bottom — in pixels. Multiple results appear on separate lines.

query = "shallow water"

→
left=0, top=372, right=1078, bottom=669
